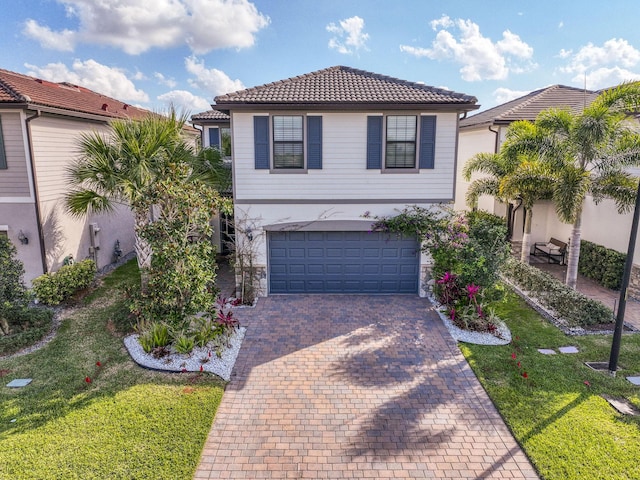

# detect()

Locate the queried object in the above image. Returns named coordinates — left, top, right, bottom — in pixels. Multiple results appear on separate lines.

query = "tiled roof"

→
left=191, top=109, right=230, bottom=121
left=461, top=85, right=599, bottom=128
left=214, top=66, right=477, bottom=109
left=0, top=68, right=151, bottom=120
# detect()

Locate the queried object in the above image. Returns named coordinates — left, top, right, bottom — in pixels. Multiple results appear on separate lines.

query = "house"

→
left=212, top=65, right=478, bottom=296
left=190, top=109, right=233, bottom=255
left=0, top=68, right=153, bottom=284
left=455, top=85, right=640, bottom=296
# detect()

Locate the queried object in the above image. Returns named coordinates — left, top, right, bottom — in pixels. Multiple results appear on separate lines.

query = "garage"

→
left=268, top=231, right=419, bottom=294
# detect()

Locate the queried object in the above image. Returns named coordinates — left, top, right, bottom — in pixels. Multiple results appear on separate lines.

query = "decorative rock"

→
left=6, top=378, right=32, bottom=388
left=537, top=349, right=556, bottom=355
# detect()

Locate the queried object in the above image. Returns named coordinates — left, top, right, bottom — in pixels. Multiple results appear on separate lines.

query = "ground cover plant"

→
left=462, top=291, right=640, bottom=480
left=0, top=260, right=225, bottom=479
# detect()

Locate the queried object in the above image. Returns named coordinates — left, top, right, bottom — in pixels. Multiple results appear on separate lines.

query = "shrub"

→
left=578, top=240, right=625, bottom=290
left=32, top=259, right=96, bottom=305
left=0, top=236, right=31, bottom=309
left=502, top=257, right=613, bottom=326
left=173, top=333, right=195, bottom=354
left=137, top=322, right=171, bottom=353
left=0, top=306, right=53, bottom=356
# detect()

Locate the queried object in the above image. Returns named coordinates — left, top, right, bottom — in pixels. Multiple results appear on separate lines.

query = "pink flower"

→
left=584, top=380, right=591, bottom=387
left=85, top=376, right=91, bottom=383
left=96, top=361, right=102, bottom=367
left=181, top=368, right=187, bottom=373
left=466, top=283, right=480, bottom=299
left=522, top=372, right=528, bottom=379
left=199, top=365, right=204, bottom=372
left=511, top=352, right=517, bottom=360
left=517, top=361, right=521, bottom=368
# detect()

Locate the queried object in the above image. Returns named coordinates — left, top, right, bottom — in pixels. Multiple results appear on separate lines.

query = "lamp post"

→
left=608, top=179, right=640, bottom=376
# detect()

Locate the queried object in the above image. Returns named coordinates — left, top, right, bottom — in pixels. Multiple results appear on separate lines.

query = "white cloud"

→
left=558, top=48, right=572, bottom=59
left=185, top=56, right=245, bottom=96
left=560, top=38, right=640, bottom=75
left=157, top=90, right=211, bottom=113
left=327, top=16, right=369, bottom=54
left=154, top=72, right=177, bottom=88
left=578, top=67, right=640, bottom=90
left=24, top=59, right=149, bottom=103
left=23, top=0, right=269, bottom=55
left=400, top=17, right=536, bottom=82
left=22, top=19, right=76, bottom=51
left=493, top=87, right=532, bottom=104
left=558, top=21, right=564, bottom=28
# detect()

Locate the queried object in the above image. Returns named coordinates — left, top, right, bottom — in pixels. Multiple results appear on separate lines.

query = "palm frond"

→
left=465, top=178, right=501, bottom=207
left=552, top=166, right=591, bottom=223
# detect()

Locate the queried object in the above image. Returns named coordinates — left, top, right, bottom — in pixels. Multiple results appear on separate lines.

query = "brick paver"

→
left=194, top=295, right=539, bottom=479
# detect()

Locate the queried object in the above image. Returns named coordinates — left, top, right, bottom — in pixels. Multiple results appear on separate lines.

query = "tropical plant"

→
left=463, top=150, right=554, bottom=263
left=501, top=82, right=640, bottom=288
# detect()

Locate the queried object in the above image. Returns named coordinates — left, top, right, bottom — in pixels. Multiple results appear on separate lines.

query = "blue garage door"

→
left=269, top=231, right=419, bottom=294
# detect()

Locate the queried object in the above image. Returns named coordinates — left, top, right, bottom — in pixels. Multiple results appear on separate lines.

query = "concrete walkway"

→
left=194, top=295, right=538, bottom=479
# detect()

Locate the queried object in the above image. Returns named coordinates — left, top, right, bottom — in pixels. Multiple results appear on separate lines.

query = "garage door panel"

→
left=269, top=231, right=418, bottom=294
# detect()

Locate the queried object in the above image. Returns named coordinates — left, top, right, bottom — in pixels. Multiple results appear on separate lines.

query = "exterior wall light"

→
left=18, top=230, right=28, bottom=245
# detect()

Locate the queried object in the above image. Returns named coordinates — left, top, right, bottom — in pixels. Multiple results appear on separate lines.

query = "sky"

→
left=2, top=0, right=640, bottom=118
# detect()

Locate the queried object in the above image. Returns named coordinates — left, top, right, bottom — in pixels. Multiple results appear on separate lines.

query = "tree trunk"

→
left=134, top=209, right=153, bottom=292
left=565, top=213, right=582, bottom=289
left=520, top=208, right=533, bottom=264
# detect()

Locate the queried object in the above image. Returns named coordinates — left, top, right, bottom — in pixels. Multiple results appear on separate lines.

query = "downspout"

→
left=25, top=109, right=47, bottom=274
left=488, top=124, right=500, bottom=154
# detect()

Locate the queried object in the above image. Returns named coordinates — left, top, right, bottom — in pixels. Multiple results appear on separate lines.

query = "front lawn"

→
left=0, top=260, right=225, bottom=480
left=461, top=291, right=640, bottom=480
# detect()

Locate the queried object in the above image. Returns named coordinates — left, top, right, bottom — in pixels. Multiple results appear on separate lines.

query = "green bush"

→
left=0, top=306, right=53, bottom=356
left=0, top=236, right=30, bottom=308
left=32, top=259, right=96, bottom=305
left=578, top=240, right=625, bottom=290
left=502, top=257, right=613, bottom=326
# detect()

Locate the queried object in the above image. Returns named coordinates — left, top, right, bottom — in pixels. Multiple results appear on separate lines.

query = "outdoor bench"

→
left=532, top=237, right=567, bottom=265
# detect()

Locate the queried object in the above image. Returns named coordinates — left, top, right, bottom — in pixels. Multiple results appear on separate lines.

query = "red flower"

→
left=85, top=376, right=91, bottom=383
left=181, top=368, right=187, bottom=373
left=208, top=350, right=212, bottom=358
left=511, top=352, right=517, bottom=359
left=522, top=372, right=528, bottom=379
left=96, top=361, right=102, bottom=367
left=584, top=380, right=591, bottom=387
left=465, top=283, right=480, bottom=299
left=199, top=365, right=204, bottom=372
left=517, top=361, right=521, bottom=368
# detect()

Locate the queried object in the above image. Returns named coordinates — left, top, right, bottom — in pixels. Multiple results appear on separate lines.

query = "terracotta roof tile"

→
left=461, top=85, right=599, bottom=128
left=0, top=68, right=151, bottom=120
left=214, top=66, right=477, bottom=108
left=191, top=109, right=230, bottom=121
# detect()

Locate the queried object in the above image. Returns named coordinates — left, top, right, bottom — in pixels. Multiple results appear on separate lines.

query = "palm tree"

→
left=503, top=82, right=640, bottom=288
left=463, top=150, right=553, bottom=263
left=65, top=109, right=228, bottom=288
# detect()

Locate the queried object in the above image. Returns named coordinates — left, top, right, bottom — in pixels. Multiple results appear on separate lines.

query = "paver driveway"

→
left=195, top=295, right=538, bottom=479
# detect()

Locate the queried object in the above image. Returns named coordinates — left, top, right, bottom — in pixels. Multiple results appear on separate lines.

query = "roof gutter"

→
left=488, top=124, right=500, bottom=154
left=24, top=109, right=48, bottom=275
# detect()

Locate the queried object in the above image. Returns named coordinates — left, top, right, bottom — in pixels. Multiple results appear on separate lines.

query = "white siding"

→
left=0, top=112, right=31, bottom=198
left=233, top=111, right=459, bottom=202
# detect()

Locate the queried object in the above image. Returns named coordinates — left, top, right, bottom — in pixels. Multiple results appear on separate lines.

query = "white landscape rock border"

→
left=123, top=327, right=246, bottom=381
left=430, top=298, right=512, bottom=345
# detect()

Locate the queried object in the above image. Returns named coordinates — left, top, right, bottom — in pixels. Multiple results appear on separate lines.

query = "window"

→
left=385, top=116, right=416, bottom=169
left=220, top=127, right=231, bottom=158
left=0, top=116, right=7, bottom=170
left=273, top=115, right=304, bottom=169
left=367, top=115, right=436, bottom=171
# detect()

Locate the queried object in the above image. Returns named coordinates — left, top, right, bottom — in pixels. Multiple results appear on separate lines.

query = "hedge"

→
left=502, top=257, right=614, bottom=326
left=578, top=240, right=626, bottom=290
left=32, top=259, right=97, bottom=305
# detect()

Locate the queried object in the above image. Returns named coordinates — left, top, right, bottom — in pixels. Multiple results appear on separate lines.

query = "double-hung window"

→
left=273, top=115, right=304, bottom=169
left=385, top=115, right=417, bottom=169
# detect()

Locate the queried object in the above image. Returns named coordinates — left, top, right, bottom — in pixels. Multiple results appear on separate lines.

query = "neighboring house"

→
left=0, top=68, right=152, bottom=284
left=191, top=109, right=233, bottom=255
left=455, top=84, right=640, bottom=295
left=213, top=65, right=478, bottom=296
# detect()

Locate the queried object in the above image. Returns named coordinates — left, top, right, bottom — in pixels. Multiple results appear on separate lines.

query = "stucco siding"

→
left=233, top=111, right=459, bottom=202
left=0, top=203, right=43, bottom=285
left=0, top=112, right=32, bottom=198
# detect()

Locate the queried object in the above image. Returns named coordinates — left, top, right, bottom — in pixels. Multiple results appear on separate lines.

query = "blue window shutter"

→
left=419, top=116, right=436, bottom=169
left=366, top=116, right=382, bottom=169
left=254, top=116, right=270, bottom=169
left=0, top=117, right=6, bottom=169
left=307, top=116, right=322, bottom=169
left=208, top=127, right=220, bottom=149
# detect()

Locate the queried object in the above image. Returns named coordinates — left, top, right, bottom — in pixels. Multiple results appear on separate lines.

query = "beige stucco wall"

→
left=0, top=203, right=43, bottom=285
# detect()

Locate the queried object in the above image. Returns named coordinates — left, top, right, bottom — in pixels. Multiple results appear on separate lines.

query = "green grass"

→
left=461, top=291, right=640, bottom=480
left=0, top=260, right=225, bottom=480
